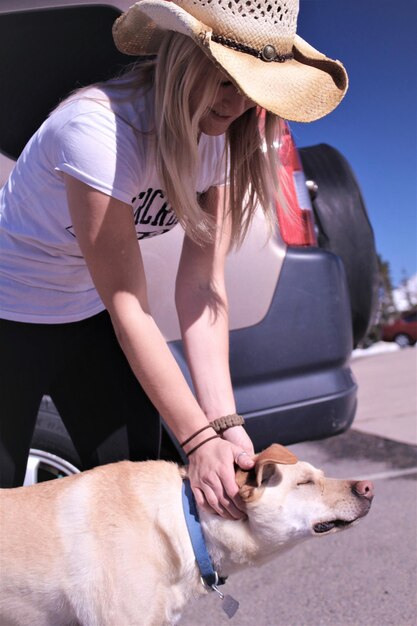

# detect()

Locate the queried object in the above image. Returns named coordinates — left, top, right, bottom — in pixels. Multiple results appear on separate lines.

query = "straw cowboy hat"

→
left=113, top=0, right=348, bottom=122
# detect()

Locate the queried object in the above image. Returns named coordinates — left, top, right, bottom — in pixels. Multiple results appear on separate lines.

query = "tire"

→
left=25, top=398, right=81, bottom=486
left=299, top=144, right=379, bottom=347
left=394, top=333, right=412, bottom=348
left=26, top=396, right=183, bottom=485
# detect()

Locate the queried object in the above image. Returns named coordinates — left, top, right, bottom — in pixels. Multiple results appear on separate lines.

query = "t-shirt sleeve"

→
left=53, top=106, right=142, bottom=205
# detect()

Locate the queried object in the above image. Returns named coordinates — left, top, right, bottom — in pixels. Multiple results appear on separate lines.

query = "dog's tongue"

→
left=256, top=444, right=298, bottom=465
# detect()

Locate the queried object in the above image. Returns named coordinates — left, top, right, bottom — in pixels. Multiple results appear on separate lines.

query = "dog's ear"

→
left=255, top=444, right=298, bottom=467
left=236, top=444, right=298, bottom=503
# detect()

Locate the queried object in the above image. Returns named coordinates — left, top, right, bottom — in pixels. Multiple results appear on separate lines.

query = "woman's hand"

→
left=220, top=425, right=255, bottom=457
left=187, top=435, right=254, bottom=520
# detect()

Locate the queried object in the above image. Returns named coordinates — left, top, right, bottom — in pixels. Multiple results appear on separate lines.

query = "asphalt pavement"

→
left=179, top=347, right=417, bottom=626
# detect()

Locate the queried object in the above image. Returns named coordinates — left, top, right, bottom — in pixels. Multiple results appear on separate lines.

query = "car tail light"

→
left=276, top=124, right=317, bottom=246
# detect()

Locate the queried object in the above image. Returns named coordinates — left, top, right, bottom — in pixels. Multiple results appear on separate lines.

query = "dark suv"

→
left=0, top=0, right=379, bottom=484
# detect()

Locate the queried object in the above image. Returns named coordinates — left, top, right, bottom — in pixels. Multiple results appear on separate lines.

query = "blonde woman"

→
left=0, top=0, right=347, bottom=517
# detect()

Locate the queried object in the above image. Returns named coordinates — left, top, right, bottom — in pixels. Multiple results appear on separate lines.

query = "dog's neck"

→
left=198, top=511, right=264, bottom=576
left=199, top=507, right=306, bottom=578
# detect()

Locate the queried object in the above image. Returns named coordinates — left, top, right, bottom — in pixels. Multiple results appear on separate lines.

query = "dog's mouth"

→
left=313, top=518, right=356, bottom=534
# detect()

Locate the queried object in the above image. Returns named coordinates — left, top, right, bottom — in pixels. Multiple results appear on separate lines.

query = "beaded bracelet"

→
left=209, top=413, right=245, bottom=433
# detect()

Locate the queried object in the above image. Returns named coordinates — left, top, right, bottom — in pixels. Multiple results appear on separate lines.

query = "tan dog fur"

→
left=0, top=444, right=373, bottom=626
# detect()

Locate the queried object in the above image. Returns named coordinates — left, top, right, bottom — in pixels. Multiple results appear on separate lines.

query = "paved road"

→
left=179, top=348, right=417, bottom=626
left=351, top=347, right=416, bottom=445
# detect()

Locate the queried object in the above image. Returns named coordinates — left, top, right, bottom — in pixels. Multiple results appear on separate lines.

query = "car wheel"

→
left=26, top=397, right=184, bottom=485
left=25, top=449, right=80, bottom=486
left=25, top=402, right=81, bottom=486
left=299, top=144, right=379, bottom=347
left=394, top=333, right=412, bottom=348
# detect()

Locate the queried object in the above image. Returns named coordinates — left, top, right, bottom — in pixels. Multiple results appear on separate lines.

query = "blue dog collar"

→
left=181, top=480, right=240, bottom=619
left=181, top=479, right=226, bottom=590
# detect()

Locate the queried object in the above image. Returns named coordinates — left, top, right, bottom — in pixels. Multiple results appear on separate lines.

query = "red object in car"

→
left=381, top=311, right=417, bottom=346
left=276, top=123, right=317, bottom=247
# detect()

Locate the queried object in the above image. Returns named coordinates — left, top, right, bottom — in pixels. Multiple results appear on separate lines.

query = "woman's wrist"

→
left=179, top=414, right=245, bottom=457
left=180, top=424, right=219, bottom=457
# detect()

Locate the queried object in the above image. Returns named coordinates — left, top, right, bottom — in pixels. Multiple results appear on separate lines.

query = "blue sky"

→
left=290, top=0, right=417, bottom=288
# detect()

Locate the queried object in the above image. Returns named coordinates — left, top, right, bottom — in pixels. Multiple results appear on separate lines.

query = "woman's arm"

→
left=176, top=186, right=235, bottom=420
left=175, top=186, right=255, bottom=507
left=64, top=175, right=253, bottom=518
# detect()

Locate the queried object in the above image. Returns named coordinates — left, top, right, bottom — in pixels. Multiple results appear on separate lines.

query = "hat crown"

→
left=175, top=0, right=299, bottom=54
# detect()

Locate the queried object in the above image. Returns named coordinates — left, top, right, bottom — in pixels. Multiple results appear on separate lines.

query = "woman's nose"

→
left=222, top=87, right=253, bottom=113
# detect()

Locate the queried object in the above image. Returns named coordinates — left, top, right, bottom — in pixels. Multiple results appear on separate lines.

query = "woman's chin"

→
left=199, top=112, right=235, bottom=136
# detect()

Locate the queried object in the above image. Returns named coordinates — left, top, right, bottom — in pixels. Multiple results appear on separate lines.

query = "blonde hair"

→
left=153, top=32, right=283, bottom=246
left=64, top=32, right=284, bottom=246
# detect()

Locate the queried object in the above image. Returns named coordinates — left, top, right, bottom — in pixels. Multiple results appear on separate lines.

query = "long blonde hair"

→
left=153, top=32, right=283, bottom=246
left=67, top=32, right=284, bottom=246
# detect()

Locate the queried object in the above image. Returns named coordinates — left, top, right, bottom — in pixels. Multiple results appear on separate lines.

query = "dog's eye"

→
left=297, top=480, right=314, bottom=486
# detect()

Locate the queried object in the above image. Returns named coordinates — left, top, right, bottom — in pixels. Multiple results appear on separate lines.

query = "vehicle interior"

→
left=0, top=4, right=128, bottom=161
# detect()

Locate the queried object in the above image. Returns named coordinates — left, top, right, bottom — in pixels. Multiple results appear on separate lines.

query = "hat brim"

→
left=113, top=1, right=348, bottom=122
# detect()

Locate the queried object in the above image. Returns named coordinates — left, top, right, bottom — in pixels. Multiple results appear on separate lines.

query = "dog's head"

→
left=236, top=444, right=374, bottom=541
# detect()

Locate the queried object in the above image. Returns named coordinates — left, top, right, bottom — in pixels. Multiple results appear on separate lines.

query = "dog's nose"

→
left=352, top=480, right=374, bottom=500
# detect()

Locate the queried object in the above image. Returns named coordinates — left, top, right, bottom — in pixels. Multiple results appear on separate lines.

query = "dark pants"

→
left=0, top=311, right=161, bottom=487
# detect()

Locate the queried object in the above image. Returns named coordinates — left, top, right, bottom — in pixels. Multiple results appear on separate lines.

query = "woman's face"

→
left=196, top=78, right=256, bottom=136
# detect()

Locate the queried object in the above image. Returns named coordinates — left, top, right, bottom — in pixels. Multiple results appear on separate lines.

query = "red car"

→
left=381, top=312, right=417, bottom=347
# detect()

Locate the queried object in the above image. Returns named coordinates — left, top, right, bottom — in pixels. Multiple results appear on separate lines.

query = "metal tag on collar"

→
left=213, top=586, right=240, bottom=620
left=201, top=573, right=240, bottom=619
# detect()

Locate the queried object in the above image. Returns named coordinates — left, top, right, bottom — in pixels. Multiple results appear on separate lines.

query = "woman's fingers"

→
left=221, top=426, right=255, bottom=460
left=193, top=484, right=244, bottom=520
left=234, top=449, right=255, bottom=469
left=187, top=437, right=253, bottom=519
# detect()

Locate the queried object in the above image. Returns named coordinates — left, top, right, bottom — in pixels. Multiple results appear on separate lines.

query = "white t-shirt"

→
left=0, top=81, right=227, bottom=323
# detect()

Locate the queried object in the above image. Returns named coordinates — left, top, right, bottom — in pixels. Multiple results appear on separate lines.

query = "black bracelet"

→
left=180, top=424, right=213, bottom=448
left=186, top=435, right=220, bottom=456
